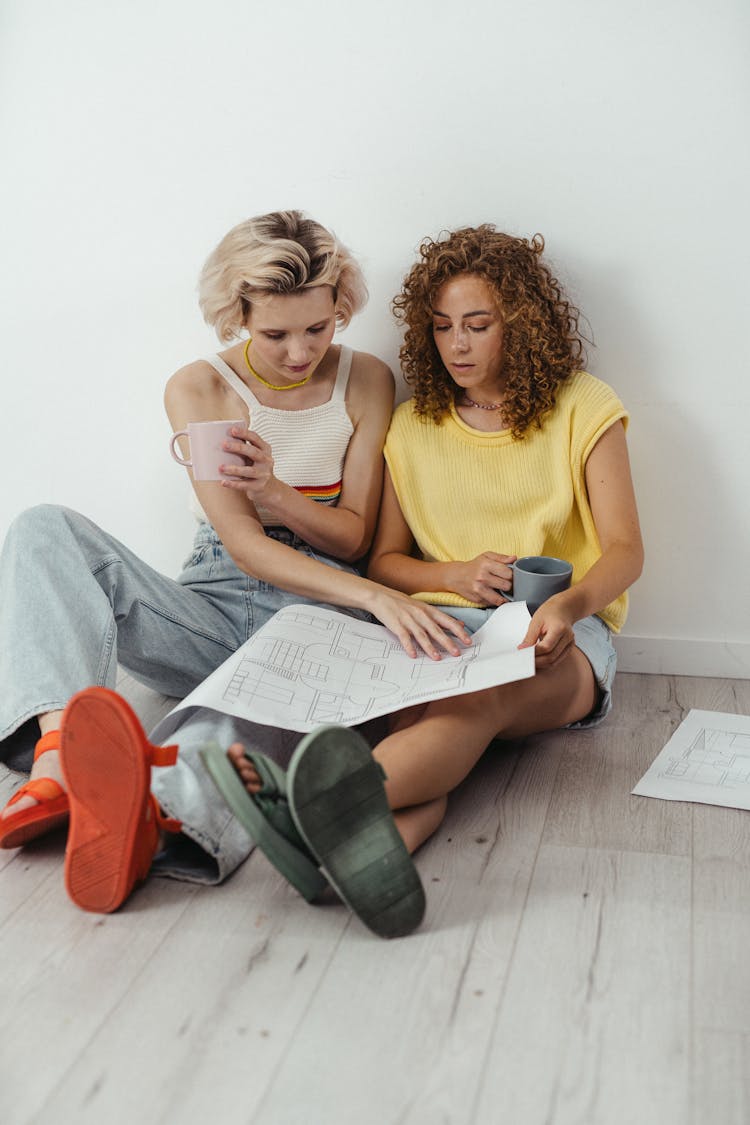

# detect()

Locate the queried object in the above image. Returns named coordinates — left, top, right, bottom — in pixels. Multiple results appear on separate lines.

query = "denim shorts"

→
left=437, top=605, right=616, bottom=730
left=567, top=614, right=616, bottom=728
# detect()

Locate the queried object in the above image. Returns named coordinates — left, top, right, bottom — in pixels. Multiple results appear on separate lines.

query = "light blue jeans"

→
left=0, top=504, right=366, bottom=773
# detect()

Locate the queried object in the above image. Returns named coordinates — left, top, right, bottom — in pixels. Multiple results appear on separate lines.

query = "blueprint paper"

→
left=632, top=709, right=750, bottom=811
left=154, top=601, right=535, bottom=736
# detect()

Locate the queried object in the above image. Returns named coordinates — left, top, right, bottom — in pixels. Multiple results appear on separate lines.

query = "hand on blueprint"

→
left=369, top=589, right=472, bottom=660
left=447, top=552, right=517, bottom=606
left=148, top=602, right=534, bottom=743
left=517, top=600, right=575, bottom=669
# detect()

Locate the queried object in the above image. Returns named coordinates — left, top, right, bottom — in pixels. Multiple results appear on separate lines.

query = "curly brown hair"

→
left=392, top=225, right=588, bottom=438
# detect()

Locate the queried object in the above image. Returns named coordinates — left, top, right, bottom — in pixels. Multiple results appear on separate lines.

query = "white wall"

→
left=1, top=0, right=748, bottom=675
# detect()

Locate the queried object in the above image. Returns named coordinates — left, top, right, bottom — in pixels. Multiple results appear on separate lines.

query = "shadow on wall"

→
left=628, top=400, right=741, bottom=638
left=578, top=263, right=741, bottom=640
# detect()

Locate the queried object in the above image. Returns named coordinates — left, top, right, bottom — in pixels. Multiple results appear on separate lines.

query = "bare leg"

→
left=387, top=703, right=428, bottom=735
left=375, top=646, right=596, bottom=812
left=225, top=647, right=595, bottom=854
left=39, top=710, right=64, bottom=736
left=394, top=797, right=448, bottom=854
left=1, top=709, right=65, bottom=819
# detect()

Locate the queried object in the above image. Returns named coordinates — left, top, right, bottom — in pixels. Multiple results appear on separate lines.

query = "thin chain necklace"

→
left=461, top=393, right=504, bottom=411
left=243, top=338, right=314, bottom=391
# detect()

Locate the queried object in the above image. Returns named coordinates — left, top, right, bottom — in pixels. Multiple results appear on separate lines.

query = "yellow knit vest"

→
left=384, top=371, right=629, bottom=632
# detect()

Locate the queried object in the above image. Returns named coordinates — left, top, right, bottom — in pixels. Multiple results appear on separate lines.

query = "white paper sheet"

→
left=632, top=708, right=750, bottom=811
left=154, top=601, right=535, bottom=736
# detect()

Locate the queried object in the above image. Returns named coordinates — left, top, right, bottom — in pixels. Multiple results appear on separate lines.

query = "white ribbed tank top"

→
left=189, top=346, right=354, bottom=526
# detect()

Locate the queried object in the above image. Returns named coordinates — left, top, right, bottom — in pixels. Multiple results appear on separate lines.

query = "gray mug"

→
left=503, top=555, right=573, bottom=614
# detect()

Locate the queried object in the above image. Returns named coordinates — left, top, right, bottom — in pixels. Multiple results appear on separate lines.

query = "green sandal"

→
left=287, top=725, right=426, bottom=940
left=199, top=742, right=328, bottom=903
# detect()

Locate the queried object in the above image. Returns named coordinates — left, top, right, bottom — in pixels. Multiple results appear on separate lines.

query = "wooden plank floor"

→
left=1, top=672, right=749, bottom=1125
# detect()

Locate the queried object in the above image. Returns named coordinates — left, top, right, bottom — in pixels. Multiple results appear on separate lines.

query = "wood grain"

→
left=1, top=671, right=749, bottom=1125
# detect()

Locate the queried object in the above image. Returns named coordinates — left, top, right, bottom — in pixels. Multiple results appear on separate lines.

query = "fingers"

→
left=223, top=428, right=270, bottom=460
left=483, top=552, right=517, bottom=565
left=452, top=553, right=515, bottom=603
left=377, top=598, right=473, bottom=660
left=519, top=617, right=576, bottom=669
left=535, top=635, right=575, bottom=669
left=410, top=609, right=471, bottom=659
left=475, top=584, right=508, bottom=607
left=220, top=458, right=272, bottom=484
left=431, top=609, right=473, bottom=646
left=219, top=430, right=275, bottom=492
left=228, top=423, right=260, bottom=444
left=393, top=615, right=450, bottom=661
left=518, top=622, right=541, bottom=649
left=472, top=556, right=514, bottom=601
left=390, top=622, right=419, bottom=660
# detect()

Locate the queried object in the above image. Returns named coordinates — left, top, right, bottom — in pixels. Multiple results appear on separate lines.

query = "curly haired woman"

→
left=224, top=223, right=643, bottom=877
left=349, top=224, right=645, bottom=855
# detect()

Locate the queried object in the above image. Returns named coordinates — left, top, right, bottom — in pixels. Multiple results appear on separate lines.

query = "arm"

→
left=519, top=420, right=644, bottom=665
left=217, top=353, right=395, bottom=563
left=165, top=354, right=392, bottom=574
left=165, top=361, right=469, bottom=657
left=368, top=469, right=516, bottom=604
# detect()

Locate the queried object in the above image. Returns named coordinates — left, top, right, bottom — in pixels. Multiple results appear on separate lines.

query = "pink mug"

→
left=169, top=420, right=245, bottom=481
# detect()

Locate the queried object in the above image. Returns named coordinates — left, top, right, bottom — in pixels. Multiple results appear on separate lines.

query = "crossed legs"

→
left=229, top=644, right=597, bottom=855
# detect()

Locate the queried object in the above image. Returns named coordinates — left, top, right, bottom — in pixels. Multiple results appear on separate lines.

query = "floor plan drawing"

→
left=222, top=608, right=482, bottom=727
left=633, top=708, right=750, bottom=810
left=662, top=724, right=750, bottom=788
left=155, top=601, right=535, bottom=735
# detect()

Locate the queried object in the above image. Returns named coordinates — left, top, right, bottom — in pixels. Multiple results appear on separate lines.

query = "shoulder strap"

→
left=203, top=355, right=261, bottom=411
left=331, top=346, right=353, bottom=401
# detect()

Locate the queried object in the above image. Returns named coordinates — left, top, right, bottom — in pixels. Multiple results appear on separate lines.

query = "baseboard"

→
left=614, top=634, right=750, bottom=678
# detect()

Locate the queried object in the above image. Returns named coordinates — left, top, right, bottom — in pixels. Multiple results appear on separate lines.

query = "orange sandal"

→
left=60, top=687, right=180, bottom=914
left=0, top=730, right=69, bottom=849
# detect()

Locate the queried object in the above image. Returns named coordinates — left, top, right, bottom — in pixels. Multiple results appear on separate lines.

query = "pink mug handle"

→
left=169, top=430, right=191, bottom=467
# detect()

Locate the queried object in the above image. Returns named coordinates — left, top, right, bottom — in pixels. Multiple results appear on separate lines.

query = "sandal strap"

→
left=245, top=751, right=289, bottom=798
left=147, top=747, right=181, bottom=833
left=199, top=742, right=327, bottom=903
left=33, top=730, right=61, bottom=761
left=150, top=743, right=178, bottom=768
left=6, top=776, right=65, bottom=808
left=243, top=751, right=308, bottom=847
left=150, top=797, right=182, bottom=835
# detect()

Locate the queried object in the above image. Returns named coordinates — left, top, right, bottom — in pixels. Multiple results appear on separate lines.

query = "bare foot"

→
left=227, top=743, right=263, bottom=795
left=1, top=750, right=66, bottom=818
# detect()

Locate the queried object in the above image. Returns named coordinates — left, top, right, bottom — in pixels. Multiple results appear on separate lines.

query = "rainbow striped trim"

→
left=294, top=480, right=342, bottom=504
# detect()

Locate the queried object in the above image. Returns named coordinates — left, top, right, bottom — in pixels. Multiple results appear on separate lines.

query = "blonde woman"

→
left=0, top=211, right=466, bottom=893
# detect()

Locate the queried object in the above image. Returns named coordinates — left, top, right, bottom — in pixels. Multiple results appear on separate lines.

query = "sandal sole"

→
left=0, top=800, right=69, bottom=850
left=61, top=689, right=152, bottom=913
left=287, top=726, right=426, bottom=939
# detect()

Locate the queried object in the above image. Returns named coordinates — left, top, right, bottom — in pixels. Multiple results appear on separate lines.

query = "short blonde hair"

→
left=199, top=210, right=368, bottom=342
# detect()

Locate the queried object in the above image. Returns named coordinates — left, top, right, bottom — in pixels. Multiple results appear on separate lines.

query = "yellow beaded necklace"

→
left=243, top=338, right=314, bottom=391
